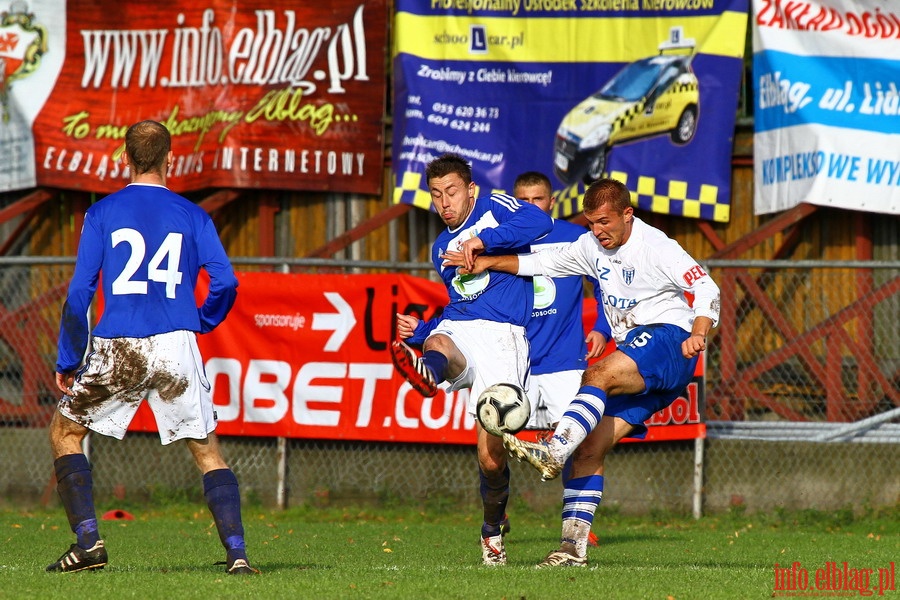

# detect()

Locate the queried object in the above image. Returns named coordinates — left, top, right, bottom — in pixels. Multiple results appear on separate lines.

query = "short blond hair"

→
left=583, top=178, right=631, bottom=214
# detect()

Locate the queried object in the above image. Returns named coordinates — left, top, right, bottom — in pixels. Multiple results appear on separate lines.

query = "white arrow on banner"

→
left=312, top=292, right=356, bottom=351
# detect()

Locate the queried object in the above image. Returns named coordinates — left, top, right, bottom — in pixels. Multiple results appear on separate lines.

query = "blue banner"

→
left=391, top=0, right=748, bottom=222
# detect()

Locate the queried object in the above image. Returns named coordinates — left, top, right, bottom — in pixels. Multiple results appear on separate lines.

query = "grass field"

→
left=1, top=501, right=896, bottom=599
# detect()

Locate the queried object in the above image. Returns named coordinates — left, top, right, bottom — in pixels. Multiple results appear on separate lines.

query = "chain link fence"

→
left=1, top=258, right=897, bottom=515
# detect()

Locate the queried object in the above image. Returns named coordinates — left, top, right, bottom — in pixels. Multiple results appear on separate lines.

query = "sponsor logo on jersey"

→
left=682, top=264, right=708, bottom=286
left=451, top=269, right=489, bottom=298
left=532, top=275, right=556, bottom=310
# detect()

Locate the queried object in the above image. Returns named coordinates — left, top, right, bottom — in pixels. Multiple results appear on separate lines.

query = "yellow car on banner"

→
left=553, top=27, right=700, bottom=185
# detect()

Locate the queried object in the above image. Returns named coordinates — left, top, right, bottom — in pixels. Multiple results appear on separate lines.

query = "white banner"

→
left=752, top=0, right=900, bottom=216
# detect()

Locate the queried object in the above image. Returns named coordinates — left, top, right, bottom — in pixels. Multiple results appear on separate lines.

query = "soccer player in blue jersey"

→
left=391, top=153, right=552, bottom=565
left=443, top=178, right=720, bottom=567
left=47, top=120, right=257, bottom=575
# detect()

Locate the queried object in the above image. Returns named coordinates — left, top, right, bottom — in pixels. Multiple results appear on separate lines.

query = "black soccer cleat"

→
left=46, top=540, right=108, bottom=573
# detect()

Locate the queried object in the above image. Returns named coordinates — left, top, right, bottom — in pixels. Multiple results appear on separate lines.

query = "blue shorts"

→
left=605, top=324, right=698, bottom=439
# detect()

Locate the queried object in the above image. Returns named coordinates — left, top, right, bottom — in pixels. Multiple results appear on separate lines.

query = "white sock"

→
left=547, top=386, right=607, bottom=464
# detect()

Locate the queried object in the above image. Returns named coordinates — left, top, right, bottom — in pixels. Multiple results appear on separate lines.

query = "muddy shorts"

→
left=58, top=331, right=216, bottom=445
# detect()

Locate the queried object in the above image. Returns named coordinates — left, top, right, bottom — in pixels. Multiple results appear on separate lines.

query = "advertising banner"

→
left=0, top=0, right=387, bottom=195
left=392, top=0, right=748, bottom=223
left=129, top=272, right=705, bottom=445
left=753, top=0, right=900, bottom=216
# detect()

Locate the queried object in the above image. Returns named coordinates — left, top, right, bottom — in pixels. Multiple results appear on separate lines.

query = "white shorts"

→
left=58, top=331, right=216, bottom=445
left=427, top=319, right=530, bottom=417
left=525, top=369, right=584, bottom=430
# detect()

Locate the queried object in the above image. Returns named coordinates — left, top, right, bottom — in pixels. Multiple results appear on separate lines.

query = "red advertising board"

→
left=129, top=272, right=705, bottom=444
left=14, top=0, right=387, bottom=195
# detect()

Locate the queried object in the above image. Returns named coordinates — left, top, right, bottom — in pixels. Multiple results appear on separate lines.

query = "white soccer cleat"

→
left=502, top=433, right=563, bottom=481
left=536, top=548, right=587, bottom=568
left=480, top=534, right=507, bottom=566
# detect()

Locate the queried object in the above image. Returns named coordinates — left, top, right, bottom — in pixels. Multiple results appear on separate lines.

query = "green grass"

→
left=1, top=503, right=897, bottom=599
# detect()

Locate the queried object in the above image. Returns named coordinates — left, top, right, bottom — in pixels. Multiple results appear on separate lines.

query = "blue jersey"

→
left=528, top=219, right=610, bottom=375
left=56, top=183, right=238, bottom=373
left=409, top=193, right=551, bottom=343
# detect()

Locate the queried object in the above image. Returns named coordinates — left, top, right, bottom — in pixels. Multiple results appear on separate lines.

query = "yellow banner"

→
left=394, top=11, right=747, bottom=62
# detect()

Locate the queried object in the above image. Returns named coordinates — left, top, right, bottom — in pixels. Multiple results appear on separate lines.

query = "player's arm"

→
left=397, top=313, right=440, bottom=346
left=197, top=220, right=239, bottom=333
left=658, top=246, right=721, bottom=359
left=683, top=316, right=714, bottom=359
left=56, top=372, right=74, bottom=396
left=460, top=197, right=552, bottom=270
left=441, top=252, right=520, bottom=275
left=56, top=214, right=103, bottom=381
left=479, top=196, right=552, bottom=251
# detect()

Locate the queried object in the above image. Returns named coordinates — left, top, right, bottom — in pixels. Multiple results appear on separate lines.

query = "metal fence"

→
left=1, top=258, right=897, bottom=515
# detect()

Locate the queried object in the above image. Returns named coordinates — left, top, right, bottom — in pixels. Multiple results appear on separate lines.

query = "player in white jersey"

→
left=514, top=171, right=609, bottom=548
left=442, top=178, right=720, bottom=567
left=47, top=121, right=257, bottom=575
left=513, top=172, right=609, bottom=430
left=391, top=153, right=552, bottom=566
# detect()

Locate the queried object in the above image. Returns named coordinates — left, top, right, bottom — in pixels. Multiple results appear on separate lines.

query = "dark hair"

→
left=425, top=153, right=472, bottom=186
left=513, top=171, right=552, bottom=191
left=125, top=120, right=171, bottom=175
left=583, top=178, right=632, bottom=214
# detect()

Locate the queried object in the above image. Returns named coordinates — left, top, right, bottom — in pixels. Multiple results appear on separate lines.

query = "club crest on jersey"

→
left=622, top=268, right=635, bottom=285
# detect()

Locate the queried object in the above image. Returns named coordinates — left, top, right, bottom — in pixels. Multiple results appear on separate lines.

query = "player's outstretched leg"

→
left=502, top=434, right=563, bottom=480
left=504, top=387, right=608, bottom=480
left=390, top=340, right=438, bottom=397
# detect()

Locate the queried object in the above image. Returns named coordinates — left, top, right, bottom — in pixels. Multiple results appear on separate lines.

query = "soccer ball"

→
left=476, top=383, right=531, bottom=437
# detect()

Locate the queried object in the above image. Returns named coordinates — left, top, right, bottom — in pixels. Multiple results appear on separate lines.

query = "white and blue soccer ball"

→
left=476, top=383, right=531, bottom=437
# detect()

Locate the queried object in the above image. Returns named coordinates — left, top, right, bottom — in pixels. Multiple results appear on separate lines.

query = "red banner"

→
left=129, top=272, right=705, bottom=444
left=9, top=1, right=386, bottom=194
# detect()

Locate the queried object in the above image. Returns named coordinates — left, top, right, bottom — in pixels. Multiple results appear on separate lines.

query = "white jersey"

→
left=517, top=217, right=720, bottom=343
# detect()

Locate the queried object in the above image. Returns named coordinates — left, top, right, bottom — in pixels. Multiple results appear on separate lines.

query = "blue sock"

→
left=54, top=454, right=100, bottom=549
left=203, top=469, right=247, bottom=562
left=421, top=350, right=449, bottom=383
left=479, top=464, right=510, bottom=538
